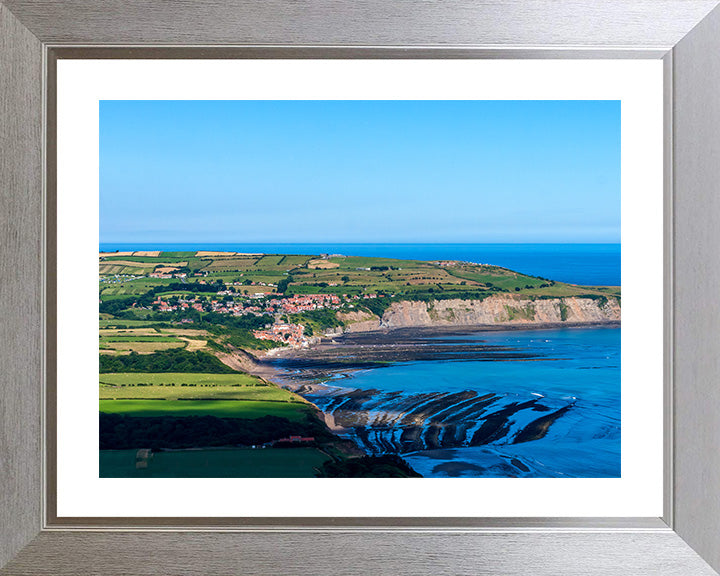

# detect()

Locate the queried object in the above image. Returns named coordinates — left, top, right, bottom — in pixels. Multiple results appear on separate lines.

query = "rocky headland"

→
left=338, top=294, right=620, bottom=333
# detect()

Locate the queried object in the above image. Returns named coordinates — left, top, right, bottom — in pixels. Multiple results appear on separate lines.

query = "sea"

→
left=281, top=326, right=621, bottom=478
left=100, top=242, right=621, bottom=477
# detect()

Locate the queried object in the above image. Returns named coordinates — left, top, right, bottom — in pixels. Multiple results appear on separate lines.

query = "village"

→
left=143, top=286, right=382, bottom=348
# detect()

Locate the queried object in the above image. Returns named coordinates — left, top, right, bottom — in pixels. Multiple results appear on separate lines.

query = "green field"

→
left=100, top=447, right=331, bottom=478
left=99, top=372, right=303, bottom=404
left=99, top=385, right=301, bottom=401
left=99, top=319, right=165, bottom=328
left=100, top=372, right=263, bottom=386
left=99, top=277, right=184, bottom=298
left=101, top=335, right=179, bottom=342
left=100, top=372, right=310, bottom=418
left=99, top=251, right=620, bottom=302
left=252, top=255, right=286, bottom=269
left=152, top=290, right=202, bottom=298
left=278, top=255, right=311, bottom=267
left=99, top=399, right=313, bottom=421
left=161, top=251, right=197, bottom=258
left=201, top=258, right=259, bottom=272
left=99, top=264, right=150, bottom=275
left=101, top=255, right=190, bottom=263
left=100, top=341, right=187, bottom=354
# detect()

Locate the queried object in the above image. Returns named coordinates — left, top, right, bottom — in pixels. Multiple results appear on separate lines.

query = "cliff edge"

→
left=340, top=295, right=620, bottom=333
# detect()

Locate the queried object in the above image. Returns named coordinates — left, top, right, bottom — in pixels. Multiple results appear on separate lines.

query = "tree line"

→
left=100, top=348, right=237, bottom=374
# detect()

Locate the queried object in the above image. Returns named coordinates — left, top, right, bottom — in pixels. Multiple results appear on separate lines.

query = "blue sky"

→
left=100, top=100, right=620, bottom=244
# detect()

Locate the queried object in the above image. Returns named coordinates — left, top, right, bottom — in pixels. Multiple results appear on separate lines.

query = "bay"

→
left=270, top=326, right=621, bottom=478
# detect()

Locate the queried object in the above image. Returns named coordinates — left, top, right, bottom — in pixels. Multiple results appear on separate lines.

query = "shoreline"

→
left=350, top=320, right=620, bottom=334
left=253, top=319, right=620, bottom=361
left=241, top=320, right=620, bottom=394
left=222, top=320, right=621, bottom=471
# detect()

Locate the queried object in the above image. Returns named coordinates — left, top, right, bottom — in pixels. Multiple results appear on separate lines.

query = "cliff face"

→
left=336, top=310, right=383, bottom=333
left=382, top=296, right=620, bottom=328
left=335, top=295, right=620, bottom=333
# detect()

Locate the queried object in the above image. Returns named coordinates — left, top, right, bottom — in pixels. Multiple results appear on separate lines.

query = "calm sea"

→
left=99, top=243, right=621, bottom=287
left=271, top=326, right=621, bottom=478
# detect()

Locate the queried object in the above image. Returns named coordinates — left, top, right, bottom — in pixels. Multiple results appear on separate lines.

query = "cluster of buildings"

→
left=152, top=295, right=252, bottom=316
left=140, top=288, right=389, bottom=349
left=253, top=323, right=307, bottom=347
left=433, top=260, right=487, bottom=268
left=153, top=298, right=205, bottom=313
left=149, top=271, right=187, bottom=279
left=150, top=290, right=384, bottom=318
left=100, top=274, right=144, bottom=284
left=265, top=293, right=341, bottom=314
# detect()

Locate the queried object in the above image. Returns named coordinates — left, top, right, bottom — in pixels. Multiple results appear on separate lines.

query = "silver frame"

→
left=2, top=2, right=720, bottom=574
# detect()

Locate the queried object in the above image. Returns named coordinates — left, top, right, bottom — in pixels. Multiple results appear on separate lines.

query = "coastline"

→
left=240, top=320, right=621, bottom=394
left=242, top=321, right=621, bottom=477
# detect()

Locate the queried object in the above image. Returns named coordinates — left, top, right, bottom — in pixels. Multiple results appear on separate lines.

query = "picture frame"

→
left=1, top=1, right=719, bottom=574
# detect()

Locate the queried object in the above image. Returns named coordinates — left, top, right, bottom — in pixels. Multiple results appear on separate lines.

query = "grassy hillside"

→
left=100, top=369, right=313, bottom=421
left=99, top=399, right=313, bottom=421
left=100, top=250, right=619, bottom=301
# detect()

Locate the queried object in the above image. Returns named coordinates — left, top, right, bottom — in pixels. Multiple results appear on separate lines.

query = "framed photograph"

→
left=57, top=59, right=662, bottom=520
left=2, top=1, right=720, bottom=574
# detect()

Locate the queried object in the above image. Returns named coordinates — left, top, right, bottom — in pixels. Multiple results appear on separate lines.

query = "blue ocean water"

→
left=282, top=327, right=621, bottom=478
left=99, top=243, right=620, bottom=286
left=343, top=327, right=619, bottom=402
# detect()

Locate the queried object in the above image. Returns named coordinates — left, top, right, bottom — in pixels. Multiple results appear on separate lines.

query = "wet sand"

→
left=233, top=322, right=618, bottom=394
